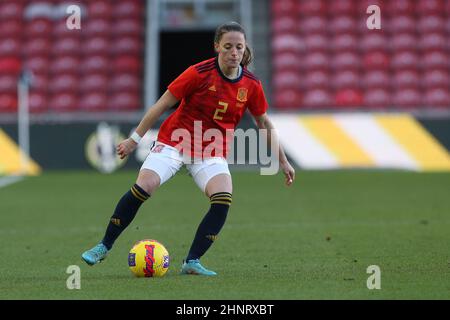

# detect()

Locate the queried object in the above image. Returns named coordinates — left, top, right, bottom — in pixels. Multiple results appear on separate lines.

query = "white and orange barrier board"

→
left=271, top=113, right=450, bottom=171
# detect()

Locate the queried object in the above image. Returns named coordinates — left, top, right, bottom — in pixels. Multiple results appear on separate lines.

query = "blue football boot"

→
left=180, top=259, right=217, bottom=276
left=81, top=243, right=108, bottom=266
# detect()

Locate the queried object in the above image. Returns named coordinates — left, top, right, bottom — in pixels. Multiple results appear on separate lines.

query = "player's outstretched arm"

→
left=253, top=113, right=295, bottom=186
left=117, top=90, right=179, bottom=159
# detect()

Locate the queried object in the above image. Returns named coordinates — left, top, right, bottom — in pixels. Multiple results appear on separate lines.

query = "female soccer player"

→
left=82, top=21, right=295, bottom=275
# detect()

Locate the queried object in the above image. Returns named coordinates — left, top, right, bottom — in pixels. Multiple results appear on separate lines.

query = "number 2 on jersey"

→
left=213, top=101, right=228, bottom=121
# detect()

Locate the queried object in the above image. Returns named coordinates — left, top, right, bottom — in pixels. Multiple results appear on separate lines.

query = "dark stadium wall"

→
left=159, top=30, right=215, bottom=97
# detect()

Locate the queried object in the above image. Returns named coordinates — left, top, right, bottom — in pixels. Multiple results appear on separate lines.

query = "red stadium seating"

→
left=0, top=93, right=18, bottom=112
left=79, top=92, right=108, bottom=111
left=335, top=89, right=363, bottom=108
left=29, top=92, right=48, bottom=113
left=271, top=0, right=449, bottom=109
left=108, top=92, right=141, bottom=111
left=81, top=56, right=110, bottom=75
left=0, top=1, right=146, bottom=114
left=79, top=74, right=109, bottom=93
left=363, top=70, right=391, bottom=89
left=364, top=89, right=391, bottom=109
left=332, top=71, right=360, bottom=90
left=424, top=88, right=450, bottom=107
left=48, top=93, right=78, bottom=112
left=304, top=71, right=329, bottom=90
left=86, top=1, right=112, bottom=19
left=303, top=89, right=332, bottom=108
left=393, top=70, right=420, bottom=89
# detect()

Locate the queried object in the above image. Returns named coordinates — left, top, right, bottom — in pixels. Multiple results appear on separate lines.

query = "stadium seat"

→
left=25, top=18, right=53, bottom=38
left=298, top=0, right=326, bottom=16
left=423, top=88, right=450, bottom=108
left=49, top=74, right=79, bottom=93
left=79, top=92, right=108, bottom=111
left=86, top=0, right=113, bottom=19
left=112, top=37, right=143, bottom=55
left=363, top=88, right=391, bottom=109
left=273, top=71, right=303, bottom=90
left=0, top=2, right=24, bottom=20
left=302, top=89, right=332, bottom=108
left=271, top=0, right=298, bottom=16
left=417, top=15, right=446, bottom=33
left=108, top=92, right=141, bottom=111
left=48, top=93, right=79, bottom=112
left=419, top=33, right=447, bottom=51
left=83, top=19, right=111, bottom=37
left=300, top=16, right=327, bottom=34
left=332, top=70, right=360, bottom=90
left=392, top=89, right=422, bottom=108
left=388, top=15, right=416, bottom=33
left=329, top=17, right=357, bottom=35
left=79, top=74, right=109, bottom=93
left=0, top=38, right=21, bottom=57
left=50, top=56, right=80, bottom=75
left=273, top=89, right=302, bottom=110
left=393, top=70, right=420, bottom=89
left=422, top=51, right=448, bottom=69
left=0, top=93, right=17, bottom=112
left=52, top=38, right=81, bottom=56
left=329, top=0, right=355, bottom=15
left=0, top=57, right=21, bottom=76
left=360, top=33, right=388, bottom=52
left=113, top=1, right=143, bottom=19
left=423, top=70, right=450, bottom=89
left=304, top=34, right=329, bottom=53
left=110, top=74, right=141, bottom=92
left=81, top=55, right=110, bottom=74
left=390, top=33, right=417, bottom=52
left=23, top=56, right=49, bottom=74
left=29, top=74, right=49, bottom=94
left=0, top=19, right=23, bottom=38
left=0, top=75, right=17, bottom=93
left=331, top=34, right=358, bottom=52
left=272, top=16, right=298, bottom=35
left=363, top=70, right=391, bottom=89
left=273, top=52, right=302, bottom=71
left=335, top=89, right=363, bottom=108
left=113, top=56, right=142, bottom=74
left=416, top=0, right=445, bottom=15
left=363, top=51, right=390, bottom=70
left=331, top=52, right=361, bottom=71
left=113, top=19, right=144, bottom=37
left=82, top=37, right=110, bottom=56
left=386, top=0, right=415, bottom=15
left=391, top=51, right=419, bottom=70
left=29, top=92, right=48, bottom=113
left=304, top=70, right=329, bottom=90
left=302, top=52, right=329, bottom=71
left=272, top=34, right=304, bottom=53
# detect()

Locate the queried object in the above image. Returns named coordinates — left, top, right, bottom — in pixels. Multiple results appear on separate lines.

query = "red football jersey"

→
left=157, top=57, right=269, bottom=159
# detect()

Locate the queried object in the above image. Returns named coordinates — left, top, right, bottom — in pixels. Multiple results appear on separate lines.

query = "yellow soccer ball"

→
left=128, top=239, right=170, bottom=277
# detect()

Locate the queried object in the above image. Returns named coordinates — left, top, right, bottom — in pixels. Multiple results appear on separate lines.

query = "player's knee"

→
left=136, top=170, right=161, bottom=195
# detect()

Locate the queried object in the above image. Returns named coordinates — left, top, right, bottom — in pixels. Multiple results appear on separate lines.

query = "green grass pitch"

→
left=0, top=170, right=449, bottom=299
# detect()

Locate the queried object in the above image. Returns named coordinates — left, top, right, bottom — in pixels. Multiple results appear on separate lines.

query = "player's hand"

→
left=281, top=161, right=295, bottom=186
left=116, top=138, right=137, bottom=159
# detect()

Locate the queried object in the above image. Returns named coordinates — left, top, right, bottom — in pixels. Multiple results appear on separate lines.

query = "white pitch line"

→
left=0, top=176, right=25, bottom=189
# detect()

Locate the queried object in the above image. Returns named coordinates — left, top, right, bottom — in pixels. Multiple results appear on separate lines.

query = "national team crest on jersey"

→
left=237, top=88, right=248, bottom=102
